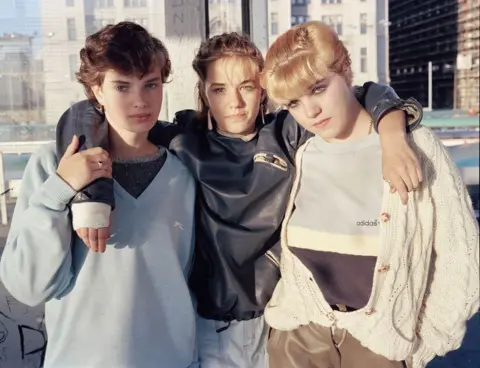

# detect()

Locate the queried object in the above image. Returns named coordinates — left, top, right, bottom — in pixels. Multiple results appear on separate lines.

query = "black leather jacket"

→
left=56, top=82, right=422, bottom=322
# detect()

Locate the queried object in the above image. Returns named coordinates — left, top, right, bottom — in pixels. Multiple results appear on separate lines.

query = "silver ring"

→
left=97, top=161, right=103, bottom=169
left=384, top=177, right=392, bottom=184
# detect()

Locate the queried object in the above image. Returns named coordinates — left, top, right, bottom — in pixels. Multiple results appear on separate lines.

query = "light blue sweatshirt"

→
left=0, top=143, right=198, bottom=368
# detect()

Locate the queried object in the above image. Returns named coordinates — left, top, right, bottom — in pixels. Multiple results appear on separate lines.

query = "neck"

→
left=215, top=115, right=259, bottom=142
left=329, top=97, right=372, bottom=142
left=216, top=126, right=257, bottom=142
left=108, top=126, right=157, bottom=160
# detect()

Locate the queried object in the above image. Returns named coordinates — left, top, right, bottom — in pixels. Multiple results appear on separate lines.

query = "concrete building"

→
left=267, top=0, right=292, bottom=47
left=0, top=33, right=43, bottom=123
left=456, top=0, right=479, bottom=111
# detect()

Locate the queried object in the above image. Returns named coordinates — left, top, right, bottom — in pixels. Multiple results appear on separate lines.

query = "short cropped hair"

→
left=76, top=21, right=171, bottom=103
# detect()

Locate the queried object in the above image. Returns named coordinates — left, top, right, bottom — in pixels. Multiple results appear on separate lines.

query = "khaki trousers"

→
left=268, top=324, right=406, bottom=368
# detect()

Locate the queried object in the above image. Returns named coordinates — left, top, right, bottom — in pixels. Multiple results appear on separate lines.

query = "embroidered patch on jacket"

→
left=253, top=153, right=288, bottom=172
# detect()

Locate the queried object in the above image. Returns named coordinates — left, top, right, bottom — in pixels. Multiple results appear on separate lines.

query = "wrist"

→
left=55, top=170, right=79, bottom=192
left=377, top=109, right=408, bottom=137
left=379, top=128, right=407, bottom=139
left=379, top=132, right=407, bottom=149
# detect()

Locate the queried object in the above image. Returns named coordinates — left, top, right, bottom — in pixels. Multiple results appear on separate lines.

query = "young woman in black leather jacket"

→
left=56, top=27, right=423, bottom=368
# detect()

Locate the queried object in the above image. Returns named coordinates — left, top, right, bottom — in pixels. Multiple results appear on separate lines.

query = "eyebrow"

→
left=111, top=76, right=162, bottom=85
left=209, top=79, right=256, bottom=88
left=308, top=78, right=327, bottom=89
left=285, top=78, right=328, bottom=106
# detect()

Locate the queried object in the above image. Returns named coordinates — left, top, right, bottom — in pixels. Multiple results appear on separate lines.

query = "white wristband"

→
left=71, top=202, right=111, bottom=230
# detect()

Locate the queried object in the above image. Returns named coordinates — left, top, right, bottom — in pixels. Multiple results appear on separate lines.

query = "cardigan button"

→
left=380, top=212, right=390, bottom=222
left=365, top=308, right=376, bottom=315
left=377, top=264, right=390, bottom=273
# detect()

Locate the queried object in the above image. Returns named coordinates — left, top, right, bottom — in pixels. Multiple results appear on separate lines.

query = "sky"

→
left=0, top=0, right=41, bottom=36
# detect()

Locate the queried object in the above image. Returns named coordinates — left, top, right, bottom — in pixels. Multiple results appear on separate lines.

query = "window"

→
left=208, top=0, right=243, bottom=36
left=67, top=18, right=76, bottom=40
left=125, top=17, right=148, bottom=28
left=360, top=13, right=367, bottom=34
left=270, top=13, right=278, bottom=35
left=69, top=54, right=78, bottom=80
left=296, top=15, right=310, bottom=24
left=291, top=16, right=297, bottom=26
left=124, top=0, right=147, bottom=7
left=94, top=0, right=114, bottom=8
left=360, top=47, right=367, bottom=73
left=92, top=18, right=116, bottom=32
left=321, top=15, right=342, bottom=36
left=66, top=0, right=74, bottom=6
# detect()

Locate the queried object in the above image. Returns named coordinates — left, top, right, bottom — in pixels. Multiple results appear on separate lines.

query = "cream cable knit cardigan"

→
left=265, top=126, right=479, bottom=368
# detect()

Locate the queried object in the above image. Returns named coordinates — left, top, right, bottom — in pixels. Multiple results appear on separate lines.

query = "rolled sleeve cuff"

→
left=373, top=97, right=423, bottom=134
left=43, top=174, right=78, bottom=206
left=71, top=202, right=111, bottom=230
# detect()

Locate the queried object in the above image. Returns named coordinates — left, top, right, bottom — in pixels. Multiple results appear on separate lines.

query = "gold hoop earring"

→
left=207, top=110, right=213, bottom=131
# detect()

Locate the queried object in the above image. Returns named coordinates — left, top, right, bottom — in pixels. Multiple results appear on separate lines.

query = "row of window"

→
left=393, top=63, right=459, bottom=76
left=67, top=45, right=369, bottom=77
left=66, top=17, right=148, bottom=41
left=288, top=13, right=370, bottom=35
left=291, top=15, right=311, bottom=26
left=66, top=0, right=147, bottom=8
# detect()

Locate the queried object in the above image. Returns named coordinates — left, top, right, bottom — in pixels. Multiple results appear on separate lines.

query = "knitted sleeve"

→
left=411, top=128, right=479, bottom=367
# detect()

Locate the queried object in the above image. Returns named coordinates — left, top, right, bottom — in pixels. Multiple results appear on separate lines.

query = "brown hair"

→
left=76, top=21, right=172, bottom=103
left=261, top=21, right=352, bottom=105
left=192, top=32, right=267, bottom=119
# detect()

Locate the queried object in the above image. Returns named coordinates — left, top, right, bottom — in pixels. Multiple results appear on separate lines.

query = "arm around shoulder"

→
left=358, top=82, right=423, bottom=133
left=410, top=127, right=479, bottom=367
left=0, top=143, right=77, bottom=306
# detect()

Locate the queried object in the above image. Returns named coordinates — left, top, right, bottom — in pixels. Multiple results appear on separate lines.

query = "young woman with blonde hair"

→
left=261, top=20, right=479, bottom=368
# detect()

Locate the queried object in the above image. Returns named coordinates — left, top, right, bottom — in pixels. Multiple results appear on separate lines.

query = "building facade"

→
left=389, top=0, right=459, bottom=109
left=456, top=0, right=479, bottom=111
left=267, top=0, right=292, bottom=47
